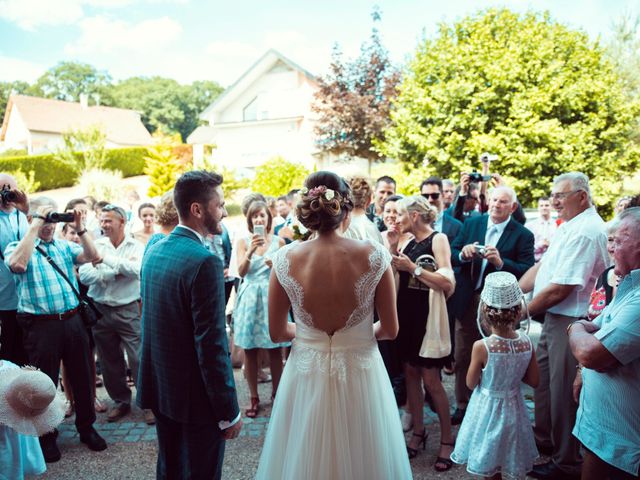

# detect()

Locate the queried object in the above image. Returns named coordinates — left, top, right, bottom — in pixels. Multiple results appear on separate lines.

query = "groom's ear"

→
left=190, top=202, right=203, bottom=219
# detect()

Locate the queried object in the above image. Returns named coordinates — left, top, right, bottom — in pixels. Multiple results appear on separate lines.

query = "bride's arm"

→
left=374, top=266, right=399, bottom=340
left=268, top=269, right=296, bottom=342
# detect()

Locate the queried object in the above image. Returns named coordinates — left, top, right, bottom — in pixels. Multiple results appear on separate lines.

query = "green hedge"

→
left=0, top=146, right=149, bottom=191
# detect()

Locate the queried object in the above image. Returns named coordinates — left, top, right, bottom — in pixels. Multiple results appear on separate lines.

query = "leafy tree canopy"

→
left=378, top=9, right=640, bottom=210
left=313, top=7, right=400, bottom=163
left=0, top=62, right=223, bottom=142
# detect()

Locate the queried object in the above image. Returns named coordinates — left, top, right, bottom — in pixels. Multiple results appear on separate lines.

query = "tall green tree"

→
left=110, top=77, right=223, bottom=141
left=378, top=9, right=640, bottom=211
left=28, top=61, right=112, bottom=103
left=313, top=7, right=400, bottom=169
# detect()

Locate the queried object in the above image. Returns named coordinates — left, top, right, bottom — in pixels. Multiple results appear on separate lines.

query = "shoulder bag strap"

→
left=35, top=245, right=83, bottom=301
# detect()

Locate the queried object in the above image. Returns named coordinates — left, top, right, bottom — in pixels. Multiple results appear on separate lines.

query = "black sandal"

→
left=434, top=441, right=455, bottom=472
left=406, top=430, right=428, bottom=459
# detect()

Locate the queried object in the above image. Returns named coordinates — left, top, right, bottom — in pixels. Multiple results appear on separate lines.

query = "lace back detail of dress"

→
left=271, top=241, right=391, bottom=330
left=485, top=334, right=532, bottom=355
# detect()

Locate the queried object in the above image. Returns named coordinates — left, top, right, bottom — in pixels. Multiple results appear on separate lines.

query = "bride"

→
left=256, top=171, right=412, bottom=479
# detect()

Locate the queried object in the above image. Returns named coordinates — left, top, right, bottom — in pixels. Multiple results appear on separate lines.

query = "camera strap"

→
left=35, top=245, right=84, bottom=302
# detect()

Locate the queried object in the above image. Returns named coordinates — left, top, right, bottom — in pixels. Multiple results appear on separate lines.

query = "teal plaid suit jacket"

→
left=137, top=226, right=239, bottom=425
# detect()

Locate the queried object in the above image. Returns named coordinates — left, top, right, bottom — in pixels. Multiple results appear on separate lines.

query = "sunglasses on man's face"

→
left=102, top=204, right=126, bottom=219
left=421, top=192, right=441, bottom=200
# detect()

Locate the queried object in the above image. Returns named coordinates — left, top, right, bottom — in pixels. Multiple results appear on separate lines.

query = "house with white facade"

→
left=189, top=49, right=319, bottom=173
left=0, top=94, right=153, bottom=154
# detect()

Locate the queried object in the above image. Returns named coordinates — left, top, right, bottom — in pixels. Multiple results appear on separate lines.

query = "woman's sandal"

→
left=406, top=430, right=428, bottom=459
left=434, top=441, right=455, bottom=472
left=245, top=397, right=260, bottom=418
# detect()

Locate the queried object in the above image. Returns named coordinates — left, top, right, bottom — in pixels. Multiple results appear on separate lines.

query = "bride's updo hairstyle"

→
left=396, top=195, right=437, bottom=225
left=296, top=171, right=354, bottom=232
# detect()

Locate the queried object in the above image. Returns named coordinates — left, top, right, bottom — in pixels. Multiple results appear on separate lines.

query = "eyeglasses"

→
left=421, top=192, right=441, bottom=200
left=550, top=190, right=581, bottom=201
left=102, top=204, right=127, bottom=219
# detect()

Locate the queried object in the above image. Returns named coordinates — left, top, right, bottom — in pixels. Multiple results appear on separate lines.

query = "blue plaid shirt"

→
left=4, top=238, right=83, bottom=314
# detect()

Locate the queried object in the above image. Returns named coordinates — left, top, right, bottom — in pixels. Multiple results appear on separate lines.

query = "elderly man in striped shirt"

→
left=5, top=197, right=107, bottom=463
left=568, top=207, right=640, bottom=480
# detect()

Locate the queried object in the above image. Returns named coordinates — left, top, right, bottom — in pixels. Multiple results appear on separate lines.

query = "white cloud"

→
left=0, top=55, right=46, bottom=82
left=64, top=16, right=182, bottom=55
left=0, top=0, right=183, bottom=30
left=0, top=0, right=85, bottom=30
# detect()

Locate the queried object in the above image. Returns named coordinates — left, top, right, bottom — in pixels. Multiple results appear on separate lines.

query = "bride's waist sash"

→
left=294, top=330, right=376, bottom=352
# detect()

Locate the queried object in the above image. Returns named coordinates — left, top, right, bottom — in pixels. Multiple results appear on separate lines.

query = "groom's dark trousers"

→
left=154, top=411, right=225, bottom=480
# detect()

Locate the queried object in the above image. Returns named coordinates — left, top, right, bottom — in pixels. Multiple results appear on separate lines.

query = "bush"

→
left=0, top=147, right=148, bottom=191
left=225, top=203, right=242, bottom=217
left=77, top=168, right=124, bottom=202
left=6, top=168, right=40, bottom=194
left=251, top=157, right=310, bottom=196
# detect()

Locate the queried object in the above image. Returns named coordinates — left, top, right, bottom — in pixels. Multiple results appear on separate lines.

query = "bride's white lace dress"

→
left=256, top=241, right=413, bottom=480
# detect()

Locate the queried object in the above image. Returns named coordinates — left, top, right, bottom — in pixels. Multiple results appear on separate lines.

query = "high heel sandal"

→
left=434, top=441, right=455, bottom=472
left=406, top=430, right=428, bottom=459
left=245, top=397, right=260, bottom=418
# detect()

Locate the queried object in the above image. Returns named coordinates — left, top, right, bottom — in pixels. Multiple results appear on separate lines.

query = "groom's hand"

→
left=222, top=419, right=243, bottom=440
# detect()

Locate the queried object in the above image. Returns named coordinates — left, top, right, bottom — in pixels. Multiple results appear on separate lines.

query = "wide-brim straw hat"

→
left=480, top=271, right=524, bottom=309
left=0, top=364, right=65, bottom=436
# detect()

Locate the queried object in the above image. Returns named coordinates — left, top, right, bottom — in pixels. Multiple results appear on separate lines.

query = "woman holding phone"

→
left=234, top=200, right=288, bottom=418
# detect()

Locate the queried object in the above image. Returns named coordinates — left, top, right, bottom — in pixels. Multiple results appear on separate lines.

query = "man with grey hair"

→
left=5, top=196, right=107, bottom=462
left=520, top=172, right=609, bottom=480
left=442, top=179, right=456, bottom=209
left=568, top=207, right=640, bottom=479
left=0, top=173, right=29, bottom=365
left=450, top=185, right=535, bottom=425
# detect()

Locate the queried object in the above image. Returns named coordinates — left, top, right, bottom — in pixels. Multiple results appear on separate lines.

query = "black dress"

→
left=396, top=232, right=448, bottom=369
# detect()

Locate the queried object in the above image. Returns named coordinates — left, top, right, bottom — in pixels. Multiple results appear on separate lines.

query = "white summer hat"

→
left=480, top=272, right=524, bottom=309
left=0, top=365, right=65, bottom=436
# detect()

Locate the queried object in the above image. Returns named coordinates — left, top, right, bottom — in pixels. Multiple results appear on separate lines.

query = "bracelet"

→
left=566, top=320, right=584, bottom=336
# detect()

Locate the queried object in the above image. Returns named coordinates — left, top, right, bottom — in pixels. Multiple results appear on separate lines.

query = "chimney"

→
left=79, top=93, right=89, bottom=108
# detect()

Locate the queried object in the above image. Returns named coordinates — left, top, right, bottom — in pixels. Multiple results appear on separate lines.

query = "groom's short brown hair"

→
left=173, top=170, right=223, bottom=220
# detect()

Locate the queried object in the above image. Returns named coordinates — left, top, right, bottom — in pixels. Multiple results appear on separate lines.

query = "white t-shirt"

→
left=533, top=206, right=609, bottom=317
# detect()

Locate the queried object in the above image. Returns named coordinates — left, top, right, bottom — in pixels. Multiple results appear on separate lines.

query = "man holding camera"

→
left=0, top=174, right=29, bottom=365
left=5, top=197, right=107, bottom=462
left=449, top=186, right=535, bottom=425
left=78, top=204, right=147, bottom=424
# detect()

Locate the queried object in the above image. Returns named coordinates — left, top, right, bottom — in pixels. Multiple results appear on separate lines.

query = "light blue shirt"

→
left=434, top=212, right=444, bottom=233
left=573, top=269, right=640, bottom=475
left=0, top=209, right=28, bottom=310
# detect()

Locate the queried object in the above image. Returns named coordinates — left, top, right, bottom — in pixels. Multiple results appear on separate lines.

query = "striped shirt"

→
left=573, top=268, right=640, bottom=475
left=4, top=238, right=83, bottom=314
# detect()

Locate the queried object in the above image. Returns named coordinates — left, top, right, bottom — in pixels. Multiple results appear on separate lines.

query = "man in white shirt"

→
left=526, top=196, right=557, bottom=262
left=78, top=204, right=147, bottom=424
left=520, top=172, right=609, bottom=480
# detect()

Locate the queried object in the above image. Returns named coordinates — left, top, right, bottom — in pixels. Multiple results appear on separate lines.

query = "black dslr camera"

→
left=468, top=170, right=492, bottom=183
left=0, top=184, right=18, bottom=204
left=45, top=212, right=75, bottom=223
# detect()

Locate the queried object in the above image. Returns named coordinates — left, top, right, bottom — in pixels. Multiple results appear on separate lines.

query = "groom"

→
left=137, top=170, right=242, bottom=480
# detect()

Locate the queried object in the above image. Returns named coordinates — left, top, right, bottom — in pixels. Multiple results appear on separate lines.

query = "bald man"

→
left=0, top=173, right=29, bottom=364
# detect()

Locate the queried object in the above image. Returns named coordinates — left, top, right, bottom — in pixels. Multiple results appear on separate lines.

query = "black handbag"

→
left=36, top=245, right=102, bottom=327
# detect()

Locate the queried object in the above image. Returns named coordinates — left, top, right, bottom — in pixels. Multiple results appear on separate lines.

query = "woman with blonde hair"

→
left=387, top=195, right=456, bottom=471
left=343, top=176, right=383, bottom=244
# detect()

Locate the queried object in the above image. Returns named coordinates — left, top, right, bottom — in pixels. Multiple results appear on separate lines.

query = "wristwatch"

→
left=413, top=266, right=423, bottom=278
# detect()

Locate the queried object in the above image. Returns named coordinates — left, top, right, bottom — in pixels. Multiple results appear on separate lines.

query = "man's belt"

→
left=23, top=306, right=80, bottom=321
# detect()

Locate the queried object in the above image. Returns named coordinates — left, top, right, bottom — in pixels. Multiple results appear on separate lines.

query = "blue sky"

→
left=0, top=0, right=637, bottom=87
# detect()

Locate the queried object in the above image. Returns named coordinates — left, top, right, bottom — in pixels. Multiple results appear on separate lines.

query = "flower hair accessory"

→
left=302, top=185, right=335, bottom=201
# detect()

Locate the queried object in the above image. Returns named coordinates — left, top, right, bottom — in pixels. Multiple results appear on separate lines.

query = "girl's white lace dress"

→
left=256, top=241, right=412, bottom=480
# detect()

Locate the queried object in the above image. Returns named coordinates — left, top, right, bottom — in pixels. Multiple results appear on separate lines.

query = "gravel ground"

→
left=27, top=325, right=543, bottom=479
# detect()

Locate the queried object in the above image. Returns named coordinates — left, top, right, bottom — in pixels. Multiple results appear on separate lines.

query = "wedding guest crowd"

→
left=0, top=163, right=638, bottom=480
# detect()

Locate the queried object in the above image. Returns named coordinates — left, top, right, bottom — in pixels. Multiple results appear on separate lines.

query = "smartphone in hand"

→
left=254, top=225, right=265, bottom=237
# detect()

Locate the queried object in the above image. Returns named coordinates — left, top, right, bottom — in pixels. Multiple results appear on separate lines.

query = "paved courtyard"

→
left=27, top=349, right=542, bottom=480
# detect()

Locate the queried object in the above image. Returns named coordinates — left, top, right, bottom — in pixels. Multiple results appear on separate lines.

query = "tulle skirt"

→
left=256, top=341, right=412, bottom=480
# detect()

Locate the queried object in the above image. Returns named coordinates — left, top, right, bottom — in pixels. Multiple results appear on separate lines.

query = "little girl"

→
left=451, top=272, right=539, bottom=480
